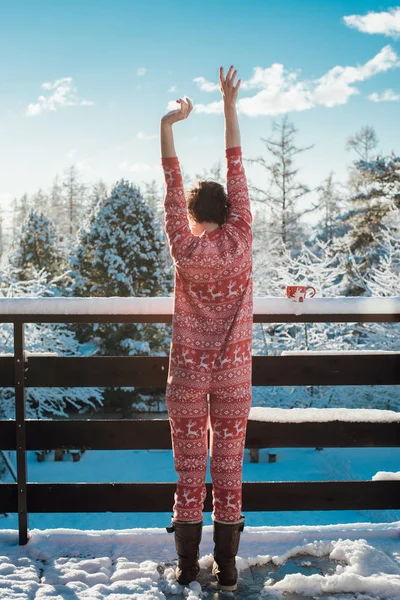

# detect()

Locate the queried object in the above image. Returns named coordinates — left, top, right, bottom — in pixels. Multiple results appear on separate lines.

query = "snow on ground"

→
left=1, top=414, right=400, bottom=598
left=0, top=521, right=399, bottom=599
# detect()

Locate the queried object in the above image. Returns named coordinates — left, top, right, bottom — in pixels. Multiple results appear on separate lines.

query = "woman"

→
left=160, top=65, right=253, bottom=591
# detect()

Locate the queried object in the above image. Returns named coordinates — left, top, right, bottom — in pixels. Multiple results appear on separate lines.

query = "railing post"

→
left=14, top=321, right=29, bottom=545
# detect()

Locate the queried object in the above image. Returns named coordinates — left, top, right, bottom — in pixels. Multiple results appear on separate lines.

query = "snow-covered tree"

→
left=0, top=265, right=103, bottom=420
left=70, top=179, right=173, bottom=414
left=32, top=188, right=49, bottom=215
left=49, top=175, right=65, bottom=229
left=0, top=211, right=3, bottom=265
left=251, top=234, right=400, bottom=412
left=62, top=164, right=88, bottom=238
left=88, top=179, right=108, bottom=212
left=312, top=172, right=348, bottom=243
left=9, top=209, right=67, bottom=282
left=11, top=193, right=30, bottom=240
left=346, top=125, right=380, bottom=197
left=336, top=153, right=400, bottom=295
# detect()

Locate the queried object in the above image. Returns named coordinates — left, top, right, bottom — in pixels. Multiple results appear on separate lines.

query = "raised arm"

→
left=220, top=66, right=252, bottom=244
left=160, top=98, right=194, bottom=262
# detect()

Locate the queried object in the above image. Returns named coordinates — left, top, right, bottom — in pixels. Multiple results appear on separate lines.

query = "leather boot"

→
left=212, top=516, right=245, bottom=591
left=166, top=519, right=203, bottom=585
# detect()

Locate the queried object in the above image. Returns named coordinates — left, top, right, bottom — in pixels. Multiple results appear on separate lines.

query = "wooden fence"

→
left=0, top=297, right=399, bottom=545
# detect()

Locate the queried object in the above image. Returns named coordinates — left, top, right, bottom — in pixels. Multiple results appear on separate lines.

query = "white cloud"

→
left=195, top=100, right=224, bottom=114
left=369, top=88, right=400, bottom=102
left=193, top=76, right=220, bottom=92
left=26, top=77, right=94, bottom=117
left=136, top=131, right=157, bottom=140
left=344, top=7, right=400, bottom=38
left=137, top=67, right=147, bottom=76
left=168, top=85, right=177, bottom=93
left=192, top=46, right=400, bottom=116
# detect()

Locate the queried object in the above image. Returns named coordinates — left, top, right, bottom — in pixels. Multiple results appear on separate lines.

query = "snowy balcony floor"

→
left=0, top=522, right=399, bottom=599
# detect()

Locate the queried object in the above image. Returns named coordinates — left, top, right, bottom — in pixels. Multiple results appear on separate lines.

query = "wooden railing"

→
left=0, top=296, right=399, bottom=545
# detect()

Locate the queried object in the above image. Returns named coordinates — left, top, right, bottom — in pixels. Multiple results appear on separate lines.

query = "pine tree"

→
left=9, top=208, right=67, bottom=282
left=70, top=179, right=173, bottom=415
left=0, top=212, right=3, bottom=265
left=88, top=179, right=108, bottom=212
left=251, top=234, right=400, bottom=412
left=32, top=188, right=49, bottom=215
left=142, top=179, right=173, bottom=271
left=312, top=172, right=348, bottom=243
left=346, top=125, right=379, bottom=195
left=62, top=164, right=88, bottom=238
left=49, top=175, right=66, bottom=230
left=246, top=115, right=316, bottom=251
left=0, top=264, right=103, bottom=420
left=143, top=179, right=162, bottom=216
left=337, top=153, right=400, bottom=295
left=11, top=193, right=30, bottom=239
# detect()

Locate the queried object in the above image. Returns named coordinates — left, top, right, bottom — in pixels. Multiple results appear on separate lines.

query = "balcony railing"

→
left=0, top=296, right=399, bottom=545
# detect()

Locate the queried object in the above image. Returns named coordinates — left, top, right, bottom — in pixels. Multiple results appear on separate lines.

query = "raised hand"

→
left=161, top=97, right=193, bottom=125
left=219, top=66, right=241, bottom=106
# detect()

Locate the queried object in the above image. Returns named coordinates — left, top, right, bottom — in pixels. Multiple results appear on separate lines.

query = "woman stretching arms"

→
left=160, top=65, right=253, bottom=591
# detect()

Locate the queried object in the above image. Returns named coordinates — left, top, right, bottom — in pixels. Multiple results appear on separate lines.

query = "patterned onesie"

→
left=162, top=146, right=253, bottom=524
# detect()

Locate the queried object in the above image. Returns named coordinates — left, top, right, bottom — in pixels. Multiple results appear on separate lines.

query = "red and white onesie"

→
left=162, top=146, right=253, bottom=523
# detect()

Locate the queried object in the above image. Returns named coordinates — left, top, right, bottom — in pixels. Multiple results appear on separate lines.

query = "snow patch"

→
left=249, top=406, right=400, bottom=423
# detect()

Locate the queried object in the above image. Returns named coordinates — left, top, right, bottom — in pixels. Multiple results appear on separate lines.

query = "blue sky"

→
left=1, top=0, right=399, bottom=226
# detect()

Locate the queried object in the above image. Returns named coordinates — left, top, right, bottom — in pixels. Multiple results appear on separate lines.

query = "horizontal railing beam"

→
left=1, top=481, right=399, bottom=512
left=1, top=419, right=399, bottom=450
left=0, top=313, right=399, bottom=323
left=0, top=354, right=399, bottom=387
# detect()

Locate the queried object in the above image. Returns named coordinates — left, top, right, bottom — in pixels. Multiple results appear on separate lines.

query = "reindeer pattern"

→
left=163, top=147, right=252, bottom=523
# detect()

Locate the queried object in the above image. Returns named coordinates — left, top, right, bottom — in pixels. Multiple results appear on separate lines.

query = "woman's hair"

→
left=186, top=180, right=230, bottom=226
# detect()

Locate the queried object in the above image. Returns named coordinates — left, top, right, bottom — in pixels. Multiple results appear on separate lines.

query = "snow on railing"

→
left=282, top=350, right=400, bottom=355
left=0, top=296, right=399, bottom=315
left=249, top=407, right=400, bottom=422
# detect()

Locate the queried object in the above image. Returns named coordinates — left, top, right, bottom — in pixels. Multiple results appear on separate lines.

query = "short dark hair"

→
left=186, top=180, right=230, bottom=226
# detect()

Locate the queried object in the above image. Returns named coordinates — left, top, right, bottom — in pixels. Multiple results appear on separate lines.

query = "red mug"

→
left=286, top=285, right=316, bottom=302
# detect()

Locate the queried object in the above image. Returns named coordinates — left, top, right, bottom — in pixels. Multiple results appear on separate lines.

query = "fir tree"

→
left=337, top=153, right=400, bottom=295
left=62, top=164, right=88, bottom=238
left=70, top=179, right=173, bottom=415
left=9, top=208, right=67, bottom=282
left=142, top=179, right=173, bottom=271
left=49, top=175, right=65, bottom=232
left=0, top=212, right=3, bottom=265
left=312, top=172, right=348, bottom=243
left=0, top=265, right=103, bottom=420
left=88, top=179, right=108, bottom=212
left=32, top=188, right=49, bottom=215
left=11, top=193, right=30, bottom=239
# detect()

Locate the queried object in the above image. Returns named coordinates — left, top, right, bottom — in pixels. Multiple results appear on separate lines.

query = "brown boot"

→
left=166, top=519, right=203, bottom=585
left=212, top=516, right=245, bottom=591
